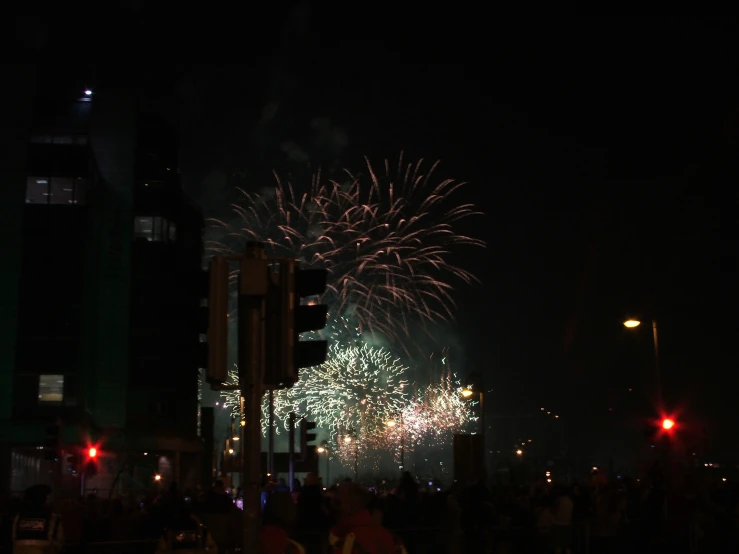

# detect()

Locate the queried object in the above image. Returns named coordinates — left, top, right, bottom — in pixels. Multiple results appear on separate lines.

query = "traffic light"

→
left=264, top=260, right=328, bottom=388
left=300, top=419, right=317, bottom=460
left=199, top=256, right=229, bottom=384
left=43, top=421, right=61, bottom=461
left=645, top=416, right=677, bottom=442
left=84, top=447, right=98, bottom=477
left=65, top=453, right=79, bottom=474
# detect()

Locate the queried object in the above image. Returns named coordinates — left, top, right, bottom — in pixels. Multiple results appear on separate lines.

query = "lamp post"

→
left=461, top=372, right=487, bottom=477
left=623, top=318, right=661, bottom=408
left=317, top=441, right=330, bottom=486
left=386, top=414, right=405, bottom=471
left=344, top=431, right=358, bottom=481
left=461, top=383, right=485, bottom=436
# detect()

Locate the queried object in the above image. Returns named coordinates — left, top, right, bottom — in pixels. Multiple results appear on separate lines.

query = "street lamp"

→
left=386, top=415, right=405, bottom=470
left=462, top=373, right=487, bottom=477
left=317, top=441, right=330, bottom=485
left=624, top=317, right=661, bottom=408
left=461, top=380, right=485, bottom=436
left=343, top=430, right=359, bottom=481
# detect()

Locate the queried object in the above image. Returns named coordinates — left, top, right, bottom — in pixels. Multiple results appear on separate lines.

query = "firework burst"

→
left=209, top=153, right=484, bottom=341
left=407, top=371, right=475, bottom=443
left=219, top=339, right=410, bottom=438
left=283, top=341, right=410, bottom=436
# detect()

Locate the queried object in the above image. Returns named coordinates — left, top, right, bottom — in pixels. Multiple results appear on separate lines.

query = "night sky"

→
left=16, top=13, right=738, bottom=455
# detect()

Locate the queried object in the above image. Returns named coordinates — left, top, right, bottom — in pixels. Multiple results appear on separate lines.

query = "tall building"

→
left=0, top=65, right=205, bottom=495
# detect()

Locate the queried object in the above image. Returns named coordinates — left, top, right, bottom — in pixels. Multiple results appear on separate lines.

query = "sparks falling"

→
left=220, top=339, right=410, bottom=438
left=208, top=153, right=485, bottom=342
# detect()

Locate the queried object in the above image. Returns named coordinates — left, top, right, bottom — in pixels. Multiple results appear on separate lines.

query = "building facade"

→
left=0, top=65, right=205, bottom=496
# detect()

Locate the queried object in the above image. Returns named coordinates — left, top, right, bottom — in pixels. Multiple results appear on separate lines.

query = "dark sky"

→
left=18, top=13, right=738, bottom=454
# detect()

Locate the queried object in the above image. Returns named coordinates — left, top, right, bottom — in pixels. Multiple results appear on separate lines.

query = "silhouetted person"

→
left=396, top=472, right=419, bottom=527
left=552, top=484, right=573, bottom=554
left=329, top=484, right=398, bottom=554
left=297, top=473, right=327, bottom=530
left=260, top=491, right=304, bottom=554
left=155, top=508, right=217, bottom=553
left=275, top=478, right=289, bottom=493
left=204, top=480, right=232, bottom=514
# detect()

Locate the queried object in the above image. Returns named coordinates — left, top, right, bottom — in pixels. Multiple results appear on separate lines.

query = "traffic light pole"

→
left=238, top=244, right=268, bottom=554
left=268, top=390, right=275, bottom=475
left=288, top=413, right=295, bottom=492
left=652, top=319, right=662, bottom=410
left=325, top=449, right=330, bottom=486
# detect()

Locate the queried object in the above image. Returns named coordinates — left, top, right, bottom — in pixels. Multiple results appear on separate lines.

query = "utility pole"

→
left=320, top=441, right=330, bottom=486
left=288, top=412, right=295, bottom=492
left=238, top=243, right=268, bottom=554
left=354, top=441, right=359, bottom=482
left=652, top=319, right=661, bottom=410
left=396, top=413, right=405, bottom=470
left=268, top=390, right=275, bottom=475
left=239, top=397, right=245, bottom=489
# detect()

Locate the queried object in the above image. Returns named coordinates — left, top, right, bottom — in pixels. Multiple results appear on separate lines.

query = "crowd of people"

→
left=1, top=466, right=738, bottom=553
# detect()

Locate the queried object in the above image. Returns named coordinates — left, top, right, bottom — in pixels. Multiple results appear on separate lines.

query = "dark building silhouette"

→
left=0, top=64, right=205, bottom=495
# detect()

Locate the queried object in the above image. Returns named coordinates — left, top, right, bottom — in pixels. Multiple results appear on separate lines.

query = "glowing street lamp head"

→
left=461, top=388, right=474, bottom=398
left=662, top=418, right=675, bottom=430
left=84, top=89, right=92, bottom=96
left=623, top=319, right=641, bottom=328
left=88, top=447, right=97, bottom=458
left=317, top=446, right=325, bottom=453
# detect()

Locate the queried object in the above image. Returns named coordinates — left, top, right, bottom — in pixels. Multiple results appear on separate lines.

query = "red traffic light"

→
left=88, top=447, right=97, bottom=458
left=662, top=418, right=675, bottom=430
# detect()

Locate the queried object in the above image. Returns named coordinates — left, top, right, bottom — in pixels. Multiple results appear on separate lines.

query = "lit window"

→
left=152, top=217, right=166, bottom=241
left=26, top=177, right=86, bottom=205
left=38, top=375, right=64, bottom=404
left=25, top=178, right=49, bottom=204
left=134, top=216, right=154, bottom=240
left=134, top=216, right=176, bottom=242
left=30, top=135, right=87, bottom=145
